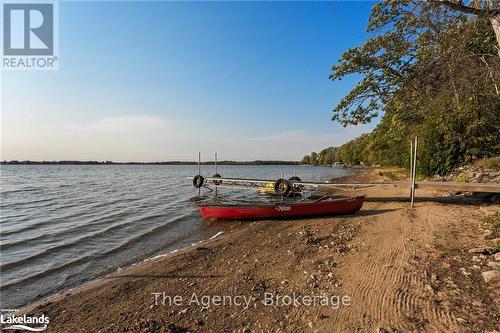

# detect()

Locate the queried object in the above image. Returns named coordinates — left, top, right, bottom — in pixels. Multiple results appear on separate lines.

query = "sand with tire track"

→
left=14, top=168, right=500, bottom=332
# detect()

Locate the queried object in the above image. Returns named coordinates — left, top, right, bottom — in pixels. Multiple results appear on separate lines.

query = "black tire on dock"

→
left=212, top=174, right=222, bottom=185
left=193, top=175, right=205, bottom=188
left=288, top=176, right=301, bottom=182
left=274, top=179, right=292, bottom=196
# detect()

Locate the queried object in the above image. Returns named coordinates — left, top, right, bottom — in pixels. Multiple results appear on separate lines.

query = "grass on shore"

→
left=377, top=168, right=408, bottom=181
left=485, top=216, right=500, bottom=233
left=474, top=156, right=500, bottom=171
left=483, top=216, right=500, bottom=249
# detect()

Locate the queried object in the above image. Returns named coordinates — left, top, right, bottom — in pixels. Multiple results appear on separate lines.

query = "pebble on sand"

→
left=469, top=247, right=498, bottom=255
left=487, top=262, right=500, bottom=269
left=481, top=270, right=500, bottom=283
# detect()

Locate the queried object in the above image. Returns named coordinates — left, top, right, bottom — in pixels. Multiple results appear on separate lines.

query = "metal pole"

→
left=411, top=137, right=418, bottom=207
left=409, top=140, right=413, bottom=200
left=198, top=152, right=201, bottom=175
left=410, top=142, right=414, bottom=206
left=214, top=152, right=218, bottom=197
left=198, top=152, right=201, bottom=197
left=215, top=152, right=218, bottom=175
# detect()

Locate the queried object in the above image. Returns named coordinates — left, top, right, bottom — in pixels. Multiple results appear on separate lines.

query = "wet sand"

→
left=15, top=168, right=500, bottom=332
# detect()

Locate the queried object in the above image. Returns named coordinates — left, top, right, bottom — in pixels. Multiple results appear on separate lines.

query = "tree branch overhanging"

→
left=430, top=0, right=500, bottom=18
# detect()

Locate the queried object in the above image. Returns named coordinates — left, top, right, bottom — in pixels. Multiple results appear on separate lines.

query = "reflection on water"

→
left=0, top=164, right=353, bottom=308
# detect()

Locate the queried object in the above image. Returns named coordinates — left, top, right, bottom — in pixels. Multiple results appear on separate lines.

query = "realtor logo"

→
left=2, top=1, right=58, bottom=70
left=3, top=3, right=53, bottom=55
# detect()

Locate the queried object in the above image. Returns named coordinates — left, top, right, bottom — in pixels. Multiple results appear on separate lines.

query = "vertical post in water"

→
left=214, top=152, right=218, bottom=197
left=198, top=152, right=201, bottom=175
left=198, top=152, right=201, bottom=197
left=411, top=137, right=418, bottom=207
left=215, top=152, right=218, bottom=175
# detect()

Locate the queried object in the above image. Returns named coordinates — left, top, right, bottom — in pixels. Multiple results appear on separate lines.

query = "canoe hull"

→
left=198, top=196, right=364, bottom=221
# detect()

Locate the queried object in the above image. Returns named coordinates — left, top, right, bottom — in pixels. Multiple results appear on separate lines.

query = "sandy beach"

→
left=2, top=0, right=499, bottom=331
left=18, top=169, right=500, bottom=332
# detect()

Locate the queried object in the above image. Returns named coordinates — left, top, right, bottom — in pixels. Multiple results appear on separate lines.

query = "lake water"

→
left=0, top=164, right=353, bottom=309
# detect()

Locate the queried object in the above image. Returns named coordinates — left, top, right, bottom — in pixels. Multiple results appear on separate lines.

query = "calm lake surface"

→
left=0, top=164, right=354, bottom=308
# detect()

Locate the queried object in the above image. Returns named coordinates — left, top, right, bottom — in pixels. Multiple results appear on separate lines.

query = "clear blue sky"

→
left=1, top=1, right=378, bottom=161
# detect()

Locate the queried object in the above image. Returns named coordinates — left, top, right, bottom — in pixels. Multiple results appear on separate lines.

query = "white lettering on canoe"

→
left=276, top=206, right=291, bottom=212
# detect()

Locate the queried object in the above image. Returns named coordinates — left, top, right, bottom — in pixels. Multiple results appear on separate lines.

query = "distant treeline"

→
left=304, top=1, right=500, bottom=176
left=1, top=160, right=300, bottom=166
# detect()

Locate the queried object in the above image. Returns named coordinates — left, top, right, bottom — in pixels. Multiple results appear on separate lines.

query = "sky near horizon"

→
left=1, top=1, right=378, bottom=162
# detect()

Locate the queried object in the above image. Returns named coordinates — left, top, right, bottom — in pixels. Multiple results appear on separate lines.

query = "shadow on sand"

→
left=365, top=196, right=487, bottom=205
left=355, top=208, right=400, bottom=216
left=106, top=273, right=222, bottom=280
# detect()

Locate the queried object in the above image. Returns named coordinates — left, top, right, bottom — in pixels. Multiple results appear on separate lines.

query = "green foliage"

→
left=301, top=155, right=311, bottom=165
left=483, top=216, right=500, bottom=234
left=378, top=171, right=400, bottom=181
left=321, top=0, right=500, bottom=176
left=475, top=156, right=500, bottom=171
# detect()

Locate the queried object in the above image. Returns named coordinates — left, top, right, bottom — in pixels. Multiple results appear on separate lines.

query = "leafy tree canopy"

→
left=320, top=0, right=500, bottom=175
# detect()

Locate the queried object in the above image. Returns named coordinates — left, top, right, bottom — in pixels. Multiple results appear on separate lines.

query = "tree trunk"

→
left=480, top=56, right=500, bottom=95
left=485, top=0, right=500, bottom=57
left=490, top=15, right=500, bottom=57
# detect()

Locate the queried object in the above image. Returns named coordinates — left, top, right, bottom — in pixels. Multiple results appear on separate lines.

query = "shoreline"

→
left=8, top=168, right=500, bottom=332
left=18, top=228, right=239, bottom=315
left=17, top=224, right=252, bottom=315
left=2, top=164, right=350, bottom=312
left=16, top=168, right=357, bottom=313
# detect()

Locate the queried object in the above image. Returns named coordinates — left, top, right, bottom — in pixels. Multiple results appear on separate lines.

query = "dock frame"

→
left=408, top=136, right=500, bottom=206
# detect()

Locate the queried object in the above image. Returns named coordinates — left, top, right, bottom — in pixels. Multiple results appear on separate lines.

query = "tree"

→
left=310, top=152, right=319, bottom=166
left=327, top=0, right=500, bottom=175
left=330, top=0, right=499, bottom=126
left=431, top=0, right=500, bottom=57
left=318, top=147, right=337, bottom=166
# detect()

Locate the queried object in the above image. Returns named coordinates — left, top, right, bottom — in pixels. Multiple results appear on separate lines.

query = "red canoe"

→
left=198, top=196, right=365, bottom=221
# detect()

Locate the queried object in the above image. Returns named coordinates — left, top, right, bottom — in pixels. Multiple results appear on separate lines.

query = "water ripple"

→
left=0, top=164, right=353, bottom=309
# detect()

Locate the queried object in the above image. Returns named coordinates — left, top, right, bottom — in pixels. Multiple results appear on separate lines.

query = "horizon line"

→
left=1, top=160, right=302, bottom=165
